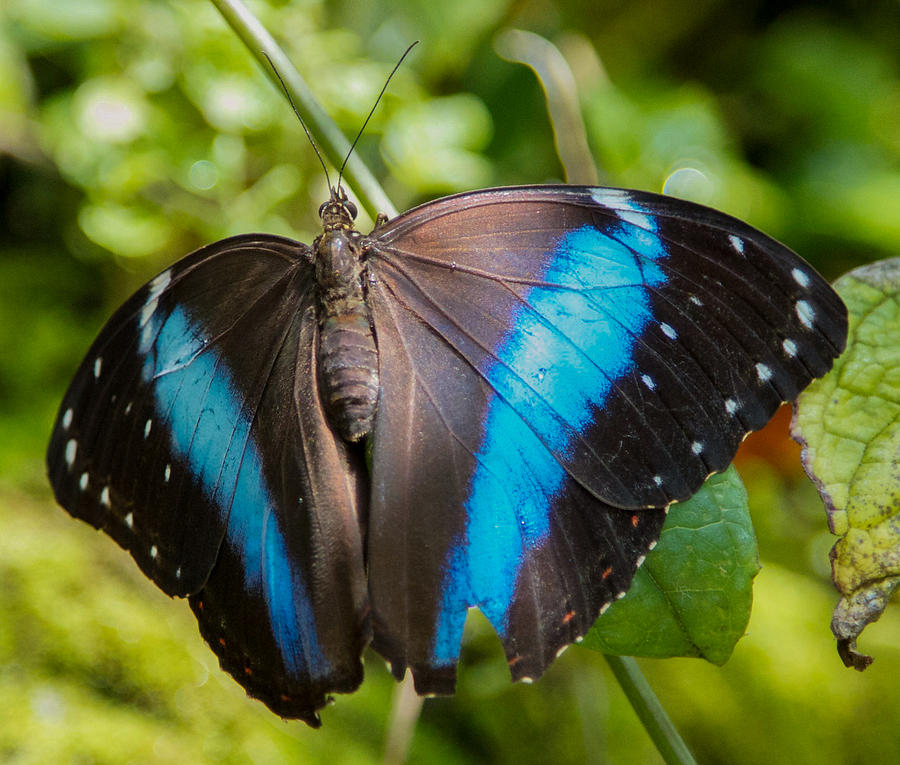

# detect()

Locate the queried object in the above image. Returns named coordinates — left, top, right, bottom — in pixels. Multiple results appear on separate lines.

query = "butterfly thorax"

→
left=313, top=201, right=379, bottom=443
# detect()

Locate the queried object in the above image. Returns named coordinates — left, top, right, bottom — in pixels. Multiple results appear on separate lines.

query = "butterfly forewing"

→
left=187, top=276, right=370, bottom=723
left=47, top=237, right=304, bottom=595
left=363, top=185, right=847, bottom=690
left=369, top=186, right=846, bottom=508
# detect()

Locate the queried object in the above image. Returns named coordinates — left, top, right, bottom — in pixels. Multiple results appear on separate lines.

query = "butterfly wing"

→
left=366, top=293, right=666, bottom=690
left=364, top=185, right=847, bottom=691
left=46, top=235, right=369, bottom=725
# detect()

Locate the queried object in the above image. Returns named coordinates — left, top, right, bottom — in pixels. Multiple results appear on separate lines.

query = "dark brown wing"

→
left=362, top=185, right=845, bottom=691
left=47, top=235, right=369, bottom=724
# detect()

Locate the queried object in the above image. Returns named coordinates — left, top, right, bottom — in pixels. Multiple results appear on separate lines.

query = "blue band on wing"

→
left=432, top=191, right=668, bottom=665
left=142, top=303, right=327, bottom=677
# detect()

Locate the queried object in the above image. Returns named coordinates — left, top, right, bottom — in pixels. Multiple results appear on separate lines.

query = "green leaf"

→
left=583, top=466, right=758, bottom=665
left=792, top=258, right=900, bottom=669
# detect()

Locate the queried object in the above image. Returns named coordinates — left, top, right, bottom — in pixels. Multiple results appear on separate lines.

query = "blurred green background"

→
left=2, top=0, right=900, bottom=762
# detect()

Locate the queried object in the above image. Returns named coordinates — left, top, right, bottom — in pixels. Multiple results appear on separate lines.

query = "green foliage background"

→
left=2, top=0, right=899, bottom=762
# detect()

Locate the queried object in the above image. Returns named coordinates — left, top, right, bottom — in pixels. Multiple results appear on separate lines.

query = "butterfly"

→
left=47, top=181, right=847, bottom=726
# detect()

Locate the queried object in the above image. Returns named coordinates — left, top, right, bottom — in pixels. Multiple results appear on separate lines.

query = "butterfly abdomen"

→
left=315, top=228, right=379, bottom=442
left=318, top=309, right=378, bottom=441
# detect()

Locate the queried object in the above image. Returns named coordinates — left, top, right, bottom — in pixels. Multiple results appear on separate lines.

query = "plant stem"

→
left=383, top=673, right=424, bottom=765
left=604, top=655, right=697, bottom=765
left=209, top=0, right=398, bottom=218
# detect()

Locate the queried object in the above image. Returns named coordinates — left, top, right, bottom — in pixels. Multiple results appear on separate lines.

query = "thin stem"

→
left=604, top=656, right=697, bottom=765
left=382, top=672, right=424, bottom=765
left=209, top=0, right=398, bottom=218
left=494, top=29, right=599, bottom=185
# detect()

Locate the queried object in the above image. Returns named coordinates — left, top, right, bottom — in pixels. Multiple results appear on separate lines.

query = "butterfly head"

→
left=319, top=186, right=358, bottom=233
left=314, top=186, right=365, bottom=297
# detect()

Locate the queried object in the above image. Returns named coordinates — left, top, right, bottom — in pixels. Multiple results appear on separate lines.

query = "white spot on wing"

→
left=756, top=363, right=773, bottom=383
left=660, top=322, right=678, bottom=340
left=65, top=439, right=77, bottom=469
left=791, top=268, right=810, bottom=288
left=691, top=441, right=704, bottom=455
left=176, top=567, right=182, bottom=579
left=782, top=338, right=798, bottom=357
left=150, top=545, right=158, bottom=559
left=618, top=209, right=650, bottom=229
left=79, top=472, right=89, bottom=491
left=139, top=272, right=169, bottom=334
left=62, top=408, right=73, bottom=430
left=728, top=234, right=745, bottom=254
left=144, top=419, right=152, bottom=438
left=124, top=401, right=132, bottom=415
left=590, top=187, right=632, bottom=205
left=642, top=374, right=656, bottom=391
left=796, top=300, right=815, bottom=329
left=138, top=273, right=171, bottom=351
left=725, top=398, right=739, bottom=415
left=140, top=300, right=158, bottom=328
left=93, top=357, right=102, bottom=378
left=139, top=323, right=155, bottom=354
left=164, top=464, right=171, bottom=482
left=125, top=512, right=134, bottom=528
left=100, top=486, right=111, bottom=507
left=690, top=295, right=703, bottom=306
left=589, top=188, right=652, bottom=229
left=653, top=475, right=663, bottom=486
left=148, top=271, right=172, bottom=302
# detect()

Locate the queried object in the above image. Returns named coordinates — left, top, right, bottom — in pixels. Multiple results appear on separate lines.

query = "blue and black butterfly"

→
left=47, top=180, right=847, bottom=726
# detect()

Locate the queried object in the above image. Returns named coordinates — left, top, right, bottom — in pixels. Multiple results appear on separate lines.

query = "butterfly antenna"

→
left=262, top=52, right=334, bottom=197
left=337, top=41, right=419, bottom=190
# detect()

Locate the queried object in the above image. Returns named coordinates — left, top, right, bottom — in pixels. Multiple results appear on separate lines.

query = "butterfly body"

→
left=47, top=184, right=847, bottom=725
left=314, top=191, right=379, bottom=442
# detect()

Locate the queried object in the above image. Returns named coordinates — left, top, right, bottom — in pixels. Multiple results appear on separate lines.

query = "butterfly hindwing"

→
left=47, top=235, right=369, bottom=724
left=187, top=281, right=370, bottom=723
left=363, top=185, right=846, bottom=690
left=367, top=243, right=667, bottom=691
